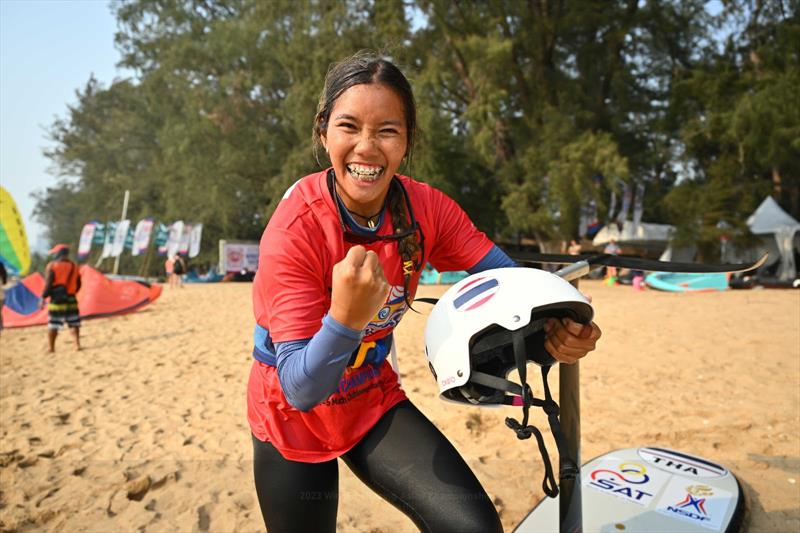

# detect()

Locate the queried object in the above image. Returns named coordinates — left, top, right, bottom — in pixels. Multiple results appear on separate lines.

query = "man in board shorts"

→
left=41, top=244, right=82, bottom=352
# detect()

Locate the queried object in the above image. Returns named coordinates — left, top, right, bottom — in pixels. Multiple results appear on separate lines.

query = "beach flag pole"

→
left=112, top=190, right=130, bottom=275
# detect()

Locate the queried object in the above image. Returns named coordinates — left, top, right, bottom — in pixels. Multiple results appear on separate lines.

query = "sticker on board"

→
left=638, top=447, right=728, bottom=478
left=654, top=476, right=734, bottom=530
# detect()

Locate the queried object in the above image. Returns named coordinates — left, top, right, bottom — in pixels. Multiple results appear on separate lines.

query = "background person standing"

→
left=41, top=244, right=82, bottom=352
left=172, top=254, right=186, bottom=288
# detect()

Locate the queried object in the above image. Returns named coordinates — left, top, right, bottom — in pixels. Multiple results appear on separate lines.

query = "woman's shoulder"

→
left=396, top=174, right=448, bottom=204
left=269, top=171, right=333, bottom=229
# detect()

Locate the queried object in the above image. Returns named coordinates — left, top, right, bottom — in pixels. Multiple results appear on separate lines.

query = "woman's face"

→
left=321, top=83, right=408, bottom=214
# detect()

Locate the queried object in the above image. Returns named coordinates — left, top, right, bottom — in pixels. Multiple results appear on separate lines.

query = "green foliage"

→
left=665, top=0, right=799, bottom=254
left=34, top=0, right=798, bottom=270
left=548, top=131, right=629, bottom=239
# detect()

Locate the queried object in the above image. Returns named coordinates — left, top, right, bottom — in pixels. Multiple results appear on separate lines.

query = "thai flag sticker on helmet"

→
left=453, top=277, right=499, bottom=312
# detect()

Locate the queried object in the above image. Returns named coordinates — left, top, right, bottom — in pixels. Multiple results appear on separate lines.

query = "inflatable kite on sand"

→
left=2, top=265, right=162, bottom=328
left=0, top=186, right=31, bottom=276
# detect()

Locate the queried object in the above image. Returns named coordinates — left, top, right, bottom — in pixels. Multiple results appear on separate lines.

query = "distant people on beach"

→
left=41, top=244, right=81, bottom=352
left=165, top=254, right=186, bottom=288
left=604, top=238, right=621, bottom=256
left=164, top=255, right=174, bottom=282
left=247, top=51, right=602, bottom=533
left=603, top=238, right=621, bottom=284
left=173, top=254, right=186, bottom=287
left=568, top=239, right=582, bottom=255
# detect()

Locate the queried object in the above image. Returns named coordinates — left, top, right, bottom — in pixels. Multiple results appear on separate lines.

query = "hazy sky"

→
left=1, top=0, right=128, bottom=251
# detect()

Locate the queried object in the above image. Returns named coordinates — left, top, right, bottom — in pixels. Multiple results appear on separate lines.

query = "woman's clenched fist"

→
left=329, top=246, right=391, bottom=331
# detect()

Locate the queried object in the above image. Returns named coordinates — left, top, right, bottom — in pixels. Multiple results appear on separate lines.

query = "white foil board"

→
left=514, top=446, right=745, bottom=533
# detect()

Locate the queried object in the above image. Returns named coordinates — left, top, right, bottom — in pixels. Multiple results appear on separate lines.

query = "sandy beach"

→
left=1, top=280, right=798, bottom=532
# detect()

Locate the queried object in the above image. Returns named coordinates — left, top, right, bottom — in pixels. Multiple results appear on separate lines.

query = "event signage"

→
left=101, top=221, right=117, bottom=259
left=124, top=226, right=135, bottom=250
left=178, top=223, right=192, bottom=255
left=77, top=223, right=96, bottom=258
left=220, top=241, right=259, bottom=273
left=632, top=182, right=646, bottom=227
left=132, top=219, right=154, bottom=256
left=154, top=223, right=169, bottom=255
left=91, top=222, right=106, bottom=245
left=166, top=221, right=184, bottom=258
left=110, top=219, right=131, bottom=257
left=80, top=218, right=202, bottom=259
left=616, top=181, right=632, bottom=224
left=188, top=223, right=203, bottom=258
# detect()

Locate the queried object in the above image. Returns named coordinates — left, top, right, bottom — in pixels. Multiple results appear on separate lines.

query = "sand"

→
left=1, top=280, right=798, bottom=532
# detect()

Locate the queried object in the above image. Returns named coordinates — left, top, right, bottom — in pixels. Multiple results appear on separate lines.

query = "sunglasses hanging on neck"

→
left=326, top=169, right=424, bottom=248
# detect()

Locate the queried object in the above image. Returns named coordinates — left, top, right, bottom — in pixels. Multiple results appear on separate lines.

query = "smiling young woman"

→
left=247, top=51, right=602, bottom=533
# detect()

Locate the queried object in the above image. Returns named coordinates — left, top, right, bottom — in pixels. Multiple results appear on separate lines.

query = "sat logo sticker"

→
left=583, top=459, right=670, bottom=507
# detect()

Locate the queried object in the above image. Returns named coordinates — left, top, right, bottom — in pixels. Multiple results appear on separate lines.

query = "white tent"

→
left=746, top=197, right=800, bottom=281
left=592, top=220, right=674, bottom=248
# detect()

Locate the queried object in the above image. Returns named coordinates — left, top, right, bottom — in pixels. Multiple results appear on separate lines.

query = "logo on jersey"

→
left=364, top=285, right=408, bottom=337
left=453, top=277, right=499, bottom=312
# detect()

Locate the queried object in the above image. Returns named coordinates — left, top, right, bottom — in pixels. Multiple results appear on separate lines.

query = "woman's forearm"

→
left=275, top=314, right=363, bottom=411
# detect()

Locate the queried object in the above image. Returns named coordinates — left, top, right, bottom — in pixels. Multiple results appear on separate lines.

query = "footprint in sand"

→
left=197, top=504, right=210, bottom=531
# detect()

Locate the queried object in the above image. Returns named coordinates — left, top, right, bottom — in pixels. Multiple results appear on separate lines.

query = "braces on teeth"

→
left=347, top=164, right=383, bottom=179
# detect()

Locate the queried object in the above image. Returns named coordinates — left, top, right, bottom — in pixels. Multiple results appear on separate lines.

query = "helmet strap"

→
left=504, top=329, right=579, bottom=499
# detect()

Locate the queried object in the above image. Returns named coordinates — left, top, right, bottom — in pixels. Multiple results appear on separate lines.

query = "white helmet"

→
left=425, top=267, right=593, bottom=406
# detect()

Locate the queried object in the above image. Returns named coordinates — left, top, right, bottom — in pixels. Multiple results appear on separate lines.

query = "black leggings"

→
left=253, top=400, right=503, bottom=533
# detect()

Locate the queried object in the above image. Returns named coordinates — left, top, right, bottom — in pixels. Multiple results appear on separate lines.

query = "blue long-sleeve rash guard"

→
left=466, top=244, right=518, bottom=273
left=265, top=244, right=517, bottom=411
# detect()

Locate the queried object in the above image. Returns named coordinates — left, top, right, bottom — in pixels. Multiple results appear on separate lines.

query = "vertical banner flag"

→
left=579, top=200, right=599, bottom=238
left=101, top=221, right=117, bottom=259
left=132, top=218, right=154, bottom=256
left=124, top=226, right=135, bottom=250
left=166, top=221, right=184, bottom=257
left=111, top=219, right=131, bottom=257
left=189, top=223, right=203, bottom=258
left=616, top=181, right=632, bottom=224
left=154, top=223, right=169, bottom=255
left=607, top=189, right=617, bottom=223
left=632, top=182, right=646, bottom=228
left=92, top=222, right=106, bottom=245
left=585, top=201, right=601, bottom=238
left=77, top=222, right=96, bottom=258
left=178, top=223, right=192, bottom=255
